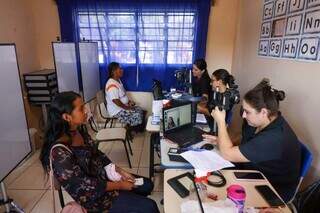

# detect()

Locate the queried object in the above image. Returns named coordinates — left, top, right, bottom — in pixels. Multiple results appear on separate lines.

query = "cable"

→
left=207, top=171, right=226, bottom=187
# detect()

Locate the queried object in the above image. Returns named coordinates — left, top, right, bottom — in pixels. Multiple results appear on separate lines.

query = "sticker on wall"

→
left=259, top=40, right=270, bottom=55
left=298, top=37, right=319, bottom=60
left=282, top=38, right=299, bottom=58
left=258, top=0, right=320, bottom=62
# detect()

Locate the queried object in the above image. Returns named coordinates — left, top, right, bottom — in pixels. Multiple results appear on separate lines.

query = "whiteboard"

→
left=0, top=44, right=32, bottom=182
left=52, top=42, right=80, bottom=93
left=79, top=42, right=100, bottom=102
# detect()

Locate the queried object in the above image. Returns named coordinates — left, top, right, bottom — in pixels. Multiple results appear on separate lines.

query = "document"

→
left=181, top=150, right=234, bottom=173
left=196, top=113, right=207, bottom=124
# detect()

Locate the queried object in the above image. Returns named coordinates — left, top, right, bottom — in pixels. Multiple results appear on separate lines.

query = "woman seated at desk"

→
left=203, top=79, right=301, bottom=202
left=105, top=62, right=145, bottom=128
left=40, top=92, right=159, bottom=212
left=198, top=68, right=238, bottom=131
left=192, top=58, right=212, bottom=104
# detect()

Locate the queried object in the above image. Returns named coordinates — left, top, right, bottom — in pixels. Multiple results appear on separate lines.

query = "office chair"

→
left=86, top=102, right=133, bottom=168
left=226, top=110, right=233, bottom=125
left=288, top=141, right=313, bottom=211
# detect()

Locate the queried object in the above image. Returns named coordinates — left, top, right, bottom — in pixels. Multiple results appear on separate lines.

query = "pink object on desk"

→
left=227, top=184, right=246, bottom=213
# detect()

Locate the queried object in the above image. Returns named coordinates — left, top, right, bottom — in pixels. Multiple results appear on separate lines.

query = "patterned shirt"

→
left=51, top=138, right=118, bottom=212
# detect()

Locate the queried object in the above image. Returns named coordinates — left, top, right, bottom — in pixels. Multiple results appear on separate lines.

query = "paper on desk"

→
left=196, top=113, right=207, bottom=124
left=181, top=150, right=234, bottom=172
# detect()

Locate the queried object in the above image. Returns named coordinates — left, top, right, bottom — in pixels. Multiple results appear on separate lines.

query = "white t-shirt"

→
left=105, top=78, right=129, bottom=116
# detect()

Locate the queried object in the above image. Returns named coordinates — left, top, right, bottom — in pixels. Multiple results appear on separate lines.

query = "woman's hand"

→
left=128, top=100, right=136, bottom=107
left=119, top=180, right=134, bottom=191
left=202, top=134, right=218, bottom=145
left=116, top=167, right=135, bottom=182
left=211, top=106, right=226, bottom=125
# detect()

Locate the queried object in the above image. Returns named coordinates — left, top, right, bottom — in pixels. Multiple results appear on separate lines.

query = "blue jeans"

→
left=109, top=176, right=159, bottom=213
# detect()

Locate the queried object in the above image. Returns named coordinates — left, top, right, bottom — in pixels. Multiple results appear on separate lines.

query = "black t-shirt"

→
left=239, top=113, right=301, bottom=201
left=192, top=71, right=212, bottom=101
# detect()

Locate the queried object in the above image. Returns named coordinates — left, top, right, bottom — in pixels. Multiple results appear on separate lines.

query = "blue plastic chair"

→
left=288, top=141, right=313, bottom=203
left=226, top=110, right=233, bottom=125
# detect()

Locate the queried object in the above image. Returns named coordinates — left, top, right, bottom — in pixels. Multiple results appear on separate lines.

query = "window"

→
left=78, top=11, right=195, bottom=64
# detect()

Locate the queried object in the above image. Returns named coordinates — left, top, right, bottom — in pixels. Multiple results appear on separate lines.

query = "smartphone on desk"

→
left=255, top=185, right=285, bottom=207
left=234, top=171, right=265, bottom=181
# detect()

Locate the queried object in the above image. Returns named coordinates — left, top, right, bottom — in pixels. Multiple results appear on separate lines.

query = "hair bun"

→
left=274, top=90, right=285, bottom=101
left=254, top=78, right=271, bottom=90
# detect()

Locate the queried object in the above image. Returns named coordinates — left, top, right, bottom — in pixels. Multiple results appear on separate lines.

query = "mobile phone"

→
left=234, top=172, right=265, bottom=180
left=255, top=185, right=285, bottom=207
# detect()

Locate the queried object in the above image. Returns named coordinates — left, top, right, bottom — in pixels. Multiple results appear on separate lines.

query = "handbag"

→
left=50, top=144, right=87, bottom=213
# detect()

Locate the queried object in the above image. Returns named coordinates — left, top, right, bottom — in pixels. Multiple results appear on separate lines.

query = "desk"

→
left=164, top=169, right=291, bottom=213
left=146, top=115, right=210, bottom=177
left=146, top=116, right=160, bottom=178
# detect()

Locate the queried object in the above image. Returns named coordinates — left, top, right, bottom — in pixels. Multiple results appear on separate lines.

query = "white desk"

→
left=146, top=116, right=160, bottom=132
left=146, top=115, right=211, bottom=176
left=160, top=138, right=209, bottom=168
left=164, top=169, right=291, bottom=213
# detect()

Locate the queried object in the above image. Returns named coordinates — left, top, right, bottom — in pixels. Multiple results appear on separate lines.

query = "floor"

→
left=0, top=132, right=164, bottom=213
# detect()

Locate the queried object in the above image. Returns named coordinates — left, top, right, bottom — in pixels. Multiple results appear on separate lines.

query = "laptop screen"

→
left=163, top=103, right=192, bottom=132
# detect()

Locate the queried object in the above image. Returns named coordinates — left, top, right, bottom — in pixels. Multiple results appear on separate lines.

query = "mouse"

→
left=200, top=143, right=214, bottom=150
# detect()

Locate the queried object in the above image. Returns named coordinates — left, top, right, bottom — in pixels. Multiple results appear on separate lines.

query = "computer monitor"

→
left=163, top=103, right=192, bottom=132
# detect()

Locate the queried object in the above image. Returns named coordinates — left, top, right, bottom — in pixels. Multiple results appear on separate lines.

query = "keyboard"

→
left=166, top=127, right=204, bottom=148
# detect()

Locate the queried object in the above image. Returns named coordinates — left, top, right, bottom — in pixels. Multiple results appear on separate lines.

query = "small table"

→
left=163, top=169, right=291, bottom=213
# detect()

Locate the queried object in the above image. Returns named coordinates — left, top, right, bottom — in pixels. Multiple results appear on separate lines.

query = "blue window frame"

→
left=77, top=11, right=196, bottom=65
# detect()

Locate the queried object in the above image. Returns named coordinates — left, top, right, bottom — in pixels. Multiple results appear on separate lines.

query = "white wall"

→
left=232, top=0, right=320, bottom=186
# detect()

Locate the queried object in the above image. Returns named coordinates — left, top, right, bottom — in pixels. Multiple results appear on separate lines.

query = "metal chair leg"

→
left=122, top=139, right=132, bottom=168
left=126, top=137, right=133, bottom=155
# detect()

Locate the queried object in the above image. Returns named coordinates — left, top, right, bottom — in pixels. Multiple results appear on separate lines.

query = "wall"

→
left=231, top=0, right=320, bottom=186
left=0, top=0, right=42, bottom=131
left=205, top=0, right=239, bottom=75
left=30, top=0, right=61, bottom=70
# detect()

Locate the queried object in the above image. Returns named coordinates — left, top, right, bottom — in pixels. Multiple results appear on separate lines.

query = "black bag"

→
left=293, top=179, right=320, bottom=213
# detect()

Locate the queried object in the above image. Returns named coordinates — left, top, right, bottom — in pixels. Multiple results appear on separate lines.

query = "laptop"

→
left=162, top=101, right=206, bottom=148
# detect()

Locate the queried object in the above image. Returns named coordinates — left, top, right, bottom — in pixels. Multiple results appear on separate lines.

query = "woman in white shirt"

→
left=105, top=62, right=144, bottom=127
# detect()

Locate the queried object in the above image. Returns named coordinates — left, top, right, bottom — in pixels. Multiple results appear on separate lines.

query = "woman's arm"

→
left=211, top=107, right=249, bottom=163
left=112, top=99, right=132, bottom=110
left=106, top=180, right=134, bottom=191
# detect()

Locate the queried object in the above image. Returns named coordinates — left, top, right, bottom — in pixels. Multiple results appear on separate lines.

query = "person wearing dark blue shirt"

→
left=203, top=79, right=301, bottom=202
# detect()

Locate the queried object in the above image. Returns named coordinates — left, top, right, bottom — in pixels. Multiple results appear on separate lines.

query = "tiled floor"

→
left=1, top=132, right=164, bottom=213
